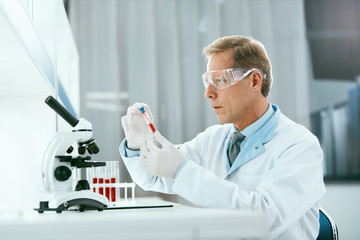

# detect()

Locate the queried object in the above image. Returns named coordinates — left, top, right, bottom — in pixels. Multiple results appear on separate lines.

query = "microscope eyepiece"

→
left=45, top=96, right=79, bottom=127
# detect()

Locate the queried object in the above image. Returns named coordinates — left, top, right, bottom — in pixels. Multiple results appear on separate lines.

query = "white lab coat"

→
left=119, top=105, right=326, bottom=239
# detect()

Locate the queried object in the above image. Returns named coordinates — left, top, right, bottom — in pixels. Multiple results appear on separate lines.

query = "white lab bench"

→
left=0, top=198, right=267, bottom=240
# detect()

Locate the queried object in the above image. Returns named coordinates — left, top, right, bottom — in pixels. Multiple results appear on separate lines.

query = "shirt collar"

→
left=231, top=103, right=274, bottom=138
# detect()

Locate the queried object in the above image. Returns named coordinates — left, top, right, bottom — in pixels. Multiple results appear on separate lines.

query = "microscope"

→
left=35, top=96, right=109, bottom=213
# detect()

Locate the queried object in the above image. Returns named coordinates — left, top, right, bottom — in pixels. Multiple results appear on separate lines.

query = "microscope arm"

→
left=42, top=130, right=93, bottom=192
left=42, top=96, right=96, bottom=192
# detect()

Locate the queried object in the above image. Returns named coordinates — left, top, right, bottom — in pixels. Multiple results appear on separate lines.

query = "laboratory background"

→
left=0, top=0, right=360, bottom=239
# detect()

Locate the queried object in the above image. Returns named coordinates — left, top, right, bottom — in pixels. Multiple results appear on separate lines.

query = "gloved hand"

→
left=141, top=131, right=185, bottom=179
left=121, top=103, right=155, bottom=150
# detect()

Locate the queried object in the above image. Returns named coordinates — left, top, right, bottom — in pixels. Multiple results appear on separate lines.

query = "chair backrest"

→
left=317, top=208, right=339, bottom=240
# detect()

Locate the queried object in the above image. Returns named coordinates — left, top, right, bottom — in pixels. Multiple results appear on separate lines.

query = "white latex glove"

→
left=141, top=131, right=185, bottom=179
left=121, top=103, right=155, bottom=150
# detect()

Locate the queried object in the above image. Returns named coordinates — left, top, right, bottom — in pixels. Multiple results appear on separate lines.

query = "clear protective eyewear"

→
left=202, top=68, right=261, bottom=89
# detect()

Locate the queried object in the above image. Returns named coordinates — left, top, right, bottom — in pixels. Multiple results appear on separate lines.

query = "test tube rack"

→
left=86, top=161, right=136, bottom=207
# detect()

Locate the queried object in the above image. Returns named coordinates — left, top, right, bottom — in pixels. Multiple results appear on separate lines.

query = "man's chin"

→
left=217, top=116, right=229, bottom=124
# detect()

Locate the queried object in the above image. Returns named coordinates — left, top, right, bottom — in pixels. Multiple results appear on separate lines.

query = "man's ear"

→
left=250, top=71, right=263, bottom=90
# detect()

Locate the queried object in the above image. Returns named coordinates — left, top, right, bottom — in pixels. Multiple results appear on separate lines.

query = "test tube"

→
left=132, top=184, right=135, bottom=202
left=105, top=178, right=110, bottom=201
left=92, top=177, right=98, bottom=193
left=116, top=162, right=121, bottom=201
left=124, top=183, right=127, bottom=201
left=110, top=161, right=117, bottom=202
left=139, top=107, right=156, bottom=133
left=98, top=166, right=104, bottom=196
left=91, top=167, right=98, bottom=193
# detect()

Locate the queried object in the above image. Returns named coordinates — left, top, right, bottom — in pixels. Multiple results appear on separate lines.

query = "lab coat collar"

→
left=228, top=104, right=280, bottom=175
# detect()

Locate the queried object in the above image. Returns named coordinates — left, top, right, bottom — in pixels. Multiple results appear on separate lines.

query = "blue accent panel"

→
left=58, top=81, right=78, bottom=118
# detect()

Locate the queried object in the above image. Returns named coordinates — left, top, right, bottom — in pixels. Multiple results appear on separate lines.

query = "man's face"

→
left=204, top=49, right=256, bottom=130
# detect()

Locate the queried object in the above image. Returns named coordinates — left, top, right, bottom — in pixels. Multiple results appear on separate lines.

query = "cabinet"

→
left=0, top=0, right=79, bottom=210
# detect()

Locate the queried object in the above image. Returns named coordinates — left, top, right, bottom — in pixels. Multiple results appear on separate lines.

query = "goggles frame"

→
left=202, top=68, right=263, bottom=89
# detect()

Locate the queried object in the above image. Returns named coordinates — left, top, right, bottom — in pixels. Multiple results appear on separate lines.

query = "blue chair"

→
left=317, top=208, right=339, bottom=240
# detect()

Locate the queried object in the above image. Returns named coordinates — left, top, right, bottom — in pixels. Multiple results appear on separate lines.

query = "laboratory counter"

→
left=0, top=198, right=267, bottom=240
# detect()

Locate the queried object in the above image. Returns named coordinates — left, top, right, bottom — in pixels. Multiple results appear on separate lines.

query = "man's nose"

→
left=204, top=84, right=216, bottom=99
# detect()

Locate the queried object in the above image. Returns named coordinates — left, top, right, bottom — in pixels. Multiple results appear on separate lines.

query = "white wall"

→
left=320, top=183, right=360, bottom=240
left=0, top=0, right=79, bottom=210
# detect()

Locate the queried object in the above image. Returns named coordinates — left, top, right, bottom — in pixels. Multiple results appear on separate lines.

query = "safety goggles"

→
left=202, top=68, right=261, bottom=89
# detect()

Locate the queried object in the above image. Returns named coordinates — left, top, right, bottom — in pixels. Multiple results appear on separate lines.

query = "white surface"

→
left=0, top=97, right=56, bottom=210
left=0, top=198, right=267, bottom=240
left=0, top=0, right=80, bottom=210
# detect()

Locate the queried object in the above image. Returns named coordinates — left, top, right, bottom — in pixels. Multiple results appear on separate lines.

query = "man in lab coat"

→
left=119, top=35, right=325, bottom=239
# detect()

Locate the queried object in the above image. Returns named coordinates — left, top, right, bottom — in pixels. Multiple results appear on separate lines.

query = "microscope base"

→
left=35, top=198, right=107, bottom=213
left=34, top=191, right=109, bottom=213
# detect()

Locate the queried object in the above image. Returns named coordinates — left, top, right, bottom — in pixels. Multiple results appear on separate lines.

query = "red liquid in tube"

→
left=139, top=107, right=156, bottom=133
left=92, top=177, right=98, bottom=193
left=99, top=178, right=104, bottom=195
left=111, top=178, right=116, bottom=202
left=105, top=179, right=110, bottom=201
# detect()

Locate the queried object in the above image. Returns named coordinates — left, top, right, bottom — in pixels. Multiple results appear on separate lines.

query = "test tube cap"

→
left=139, top=107, right=145, bottom=112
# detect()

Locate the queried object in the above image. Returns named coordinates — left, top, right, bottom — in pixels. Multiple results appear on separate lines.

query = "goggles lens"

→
left=202, top=68, right=260, bottom=89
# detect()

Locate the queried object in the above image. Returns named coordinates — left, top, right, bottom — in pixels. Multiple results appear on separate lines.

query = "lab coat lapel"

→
left=228, top=106, right=281, bottom=175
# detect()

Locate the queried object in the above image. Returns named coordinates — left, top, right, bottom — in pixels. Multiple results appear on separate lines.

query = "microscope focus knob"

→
left=54, top=166, right=72, bottom=182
